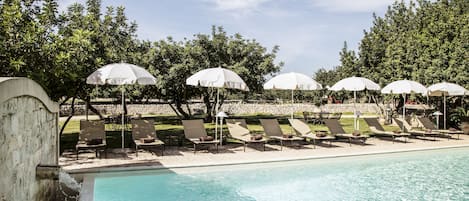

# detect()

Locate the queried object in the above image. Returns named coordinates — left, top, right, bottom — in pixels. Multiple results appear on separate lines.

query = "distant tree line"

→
left=314, top=0, right=468, bottom=122
left=315, top=0, right=468, bottom=89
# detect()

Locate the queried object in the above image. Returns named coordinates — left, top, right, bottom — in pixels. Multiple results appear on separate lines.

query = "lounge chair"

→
left=364, top=118, right=410, bottom=143
left=226, top=119, right=266, bottom=152
left=259, top=119, right=304, bottom=150
left=393, top=118, right=440, bottom=140
left=288, top=119, right=335, bottom=148
left=76, top=120, right=107, bottom=160
left=323, top=119, right=369, bottom=146
left=182, top=119, right=219, bottom=153
left=418, top=117, right=463, bottom=139
left=131, top=119, right=165, bottom=157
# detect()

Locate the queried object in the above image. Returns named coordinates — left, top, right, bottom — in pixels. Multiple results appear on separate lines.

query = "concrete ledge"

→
left=0, top=77, right=59, bottom=113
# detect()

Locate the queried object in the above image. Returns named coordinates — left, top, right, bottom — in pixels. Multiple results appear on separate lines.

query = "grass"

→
left=60, top=114, right=400, bottom=152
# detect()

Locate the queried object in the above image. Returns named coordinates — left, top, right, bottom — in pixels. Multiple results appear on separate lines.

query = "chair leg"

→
left=136, top=145, right=138, bottom=157
left=76, top=148, right=79, bottom=160
left=216, top=143, right=219, bottom=153
left=161, top=145, right=165, bottom=156
left=263, top=142, right=266, bottom=151
left=193, top=143, right=196, bottom=154
left=244, top=142, right=246, bottom=152
left=280, top=140, right=283, bottom=151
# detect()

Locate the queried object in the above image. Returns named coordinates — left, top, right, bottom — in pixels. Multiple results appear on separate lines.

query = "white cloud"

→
left=208, top=0, right=271, bottom=11
left=310, top=0, right=395, bottom=12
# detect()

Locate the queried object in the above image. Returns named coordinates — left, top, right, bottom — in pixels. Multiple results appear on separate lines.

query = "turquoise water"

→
left=94, top=148, right=469, bottom=201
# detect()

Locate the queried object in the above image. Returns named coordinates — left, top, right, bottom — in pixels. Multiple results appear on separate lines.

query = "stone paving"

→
left=60, top=134, right=469, bottom=173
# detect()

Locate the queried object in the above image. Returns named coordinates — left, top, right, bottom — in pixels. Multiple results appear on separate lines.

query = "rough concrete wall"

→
left=0, top=78, right=59, bottom=201
left=61, top=103, right=384, bottom=116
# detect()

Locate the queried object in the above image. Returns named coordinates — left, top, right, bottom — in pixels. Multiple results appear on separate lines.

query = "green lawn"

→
left=60, top=114, right=399, bottom=153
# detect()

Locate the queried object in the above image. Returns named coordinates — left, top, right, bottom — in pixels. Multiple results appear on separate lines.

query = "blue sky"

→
left=61, top=0, right=396, bottom=76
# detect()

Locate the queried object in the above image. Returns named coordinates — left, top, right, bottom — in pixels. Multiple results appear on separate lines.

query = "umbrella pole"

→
left=354, top=91, right=357, bottom=130
left=403, top=94, right=406, bottom=118
left=215, top=88, right=219, bottom=145
left=444, top=94, right=446, bottom=130
left=291, top=90, right=294, bottom=119
left=85, top=99, right=88, bottom=121
left=121, top=88, right=125, bottom=150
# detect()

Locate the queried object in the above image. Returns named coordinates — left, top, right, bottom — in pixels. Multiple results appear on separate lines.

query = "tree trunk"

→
left=59, top=97, right=76, bottom=138
left=58, top=96, right=71, bottom=106
left=203, top=92, right=213, bottom=122
left=185, top=101, right=192, bottom=116
left=168, top=103, right=182, bottom=119
left=175, top=101, right=190, bottom=119
left=86, top=99, right=104, bottom=119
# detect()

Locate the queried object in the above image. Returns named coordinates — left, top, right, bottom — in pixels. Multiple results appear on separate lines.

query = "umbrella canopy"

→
left=86, top=63, right=156, bottom=149
left=427, top=82, right=468, bottom=96
left=381, top=80, right=427, bottom=95
left=186, top=67, right=248, bottom=145
left=329, top=76, right=380, bottom=91
left=427, top=82, right=468, bottom=129
left=86, top=63, right=156, bottom=85
left=263, top=72, right=322, bottom=90
left=381, top=80, right=427, bottom=128
left=263, top=72, right=322, bottom=119
left=186, top=67, right=249, bottom=91
left=329, top=76, right=380, bottom=130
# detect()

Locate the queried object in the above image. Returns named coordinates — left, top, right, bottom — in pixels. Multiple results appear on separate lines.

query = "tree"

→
left=144, top=26, right=282, bottom=120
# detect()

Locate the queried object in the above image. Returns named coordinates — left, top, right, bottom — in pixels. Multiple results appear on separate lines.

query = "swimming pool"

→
left=92, top=147, right=469, bottom=201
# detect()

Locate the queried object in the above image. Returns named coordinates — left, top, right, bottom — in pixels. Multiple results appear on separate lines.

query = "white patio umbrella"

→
left=329, top=76, right=380, bottom=130
left=186, top=67, right=248, bottom=145
left=427, top=82, right=468, bottom=129
left=86, top=63, right=156, bottom=149
left=263, top=72, right=322, bottom=119
left=381, top=80, right=427, bottom=129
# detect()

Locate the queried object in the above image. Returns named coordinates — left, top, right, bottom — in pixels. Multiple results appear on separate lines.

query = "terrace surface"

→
left=61, top=133, right=469, bottom=173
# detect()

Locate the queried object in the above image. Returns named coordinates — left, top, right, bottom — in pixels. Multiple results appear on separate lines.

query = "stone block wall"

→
left=61, top=103, right=383, bottom=116
left=0, top=78, right=59, bottom=201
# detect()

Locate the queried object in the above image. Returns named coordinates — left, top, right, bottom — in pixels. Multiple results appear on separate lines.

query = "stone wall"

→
left=61, top=103, right=384, bottom=116
left=0, top=77, right=59, bottom=201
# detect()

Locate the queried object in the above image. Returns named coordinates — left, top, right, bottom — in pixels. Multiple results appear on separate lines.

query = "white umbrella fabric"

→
left=86, top=63, right=157, bottom=149
left=381, top=80, right=427, bottom=118
left=427, top=82, right=468, bottom=129
left=263, top=72, right=322, bottom=119
left=186, top=67, right=248, bottom=145
left=329, top=76, right=380, bottom=130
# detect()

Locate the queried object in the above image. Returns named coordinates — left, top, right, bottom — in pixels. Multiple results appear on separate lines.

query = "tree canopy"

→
left=0, top=0, right=282, bottom=121
left=315, top=0, right=468, bottom=89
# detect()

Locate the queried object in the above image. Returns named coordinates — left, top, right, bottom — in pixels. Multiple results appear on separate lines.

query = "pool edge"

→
left=69, top=144, right=469, bottom=175
left=79, top=175, right=94, bottom=201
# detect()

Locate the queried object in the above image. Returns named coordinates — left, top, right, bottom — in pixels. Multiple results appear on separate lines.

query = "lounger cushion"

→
left=86, top=139, right=103, bottom=145
left=251, top=135, right=263, bottom=141
left=199, top=136, right=214, bottom=141
left=141, top=138, right=156, bottom=143
left=316, top=133, right=327, bottom=137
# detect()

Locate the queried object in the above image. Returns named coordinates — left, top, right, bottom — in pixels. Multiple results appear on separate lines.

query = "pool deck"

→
left=61, top=134, right=469, bottom=174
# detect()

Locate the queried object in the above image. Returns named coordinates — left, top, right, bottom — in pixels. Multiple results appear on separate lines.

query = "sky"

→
left=60, top=0, right=396, bottom=76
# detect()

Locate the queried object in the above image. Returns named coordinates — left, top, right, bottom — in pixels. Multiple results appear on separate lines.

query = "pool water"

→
left=93, top=148, right=469, bottom=201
